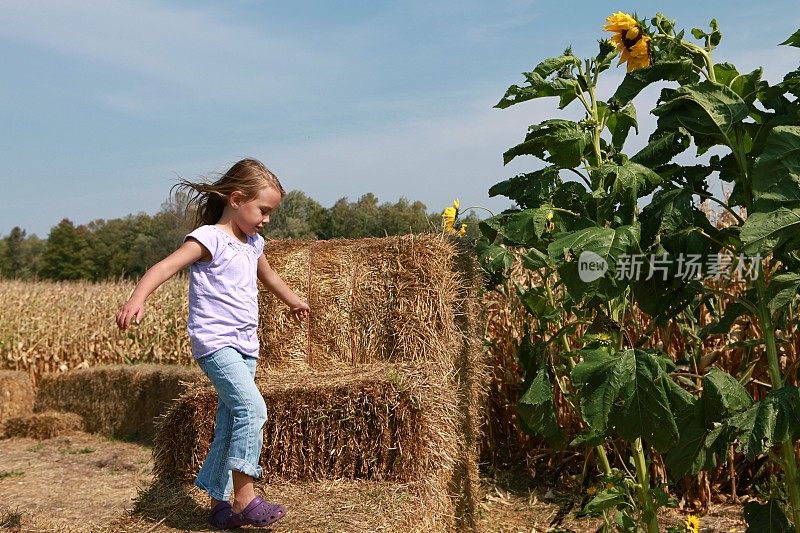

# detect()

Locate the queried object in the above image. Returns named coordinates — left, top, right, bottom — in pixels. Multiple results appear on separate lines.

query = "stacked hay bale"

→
left=152, top=235, right=486, bottom=532
left=35, top=364, right=203, bottom=442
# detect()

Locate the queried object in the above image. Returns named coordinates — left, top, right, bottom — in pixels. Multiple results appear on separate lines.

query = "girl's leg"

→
left=194, top=397, right=234, bottom=502
left=231, top=356, right=260, bottom=512
left=196, top=348, right=266, bottom=511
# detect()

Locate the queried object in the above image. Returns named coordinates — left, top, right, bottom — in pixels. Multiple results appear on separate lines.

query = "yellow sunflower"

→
left=442, top=199, right=459, bottom=233
left=604, top=12, right=651, bottom=72
left=685, top=514, right=700, bottom=533
left=545, top=210, right=555, bottom=232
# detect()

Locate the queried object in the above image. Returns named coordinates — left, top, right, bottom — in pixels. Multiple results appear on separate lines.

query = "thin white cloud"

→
left=0, top=0, right=337, bottom=104
left=257, top=93, right=551, bottom=213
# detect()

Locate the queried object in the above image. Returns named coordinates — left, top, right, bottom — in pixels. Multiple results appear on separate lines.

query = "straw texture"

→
left=0, top=370, right=34, bottom=423
left=2, top=411, right=84, bottom=439
left=35, top=364, right=203, bottom=442
left=150, top=234, right=486, bottom=532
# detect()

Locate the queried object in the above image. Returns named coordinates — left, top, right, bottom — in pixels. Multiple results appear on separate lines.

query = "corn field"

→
left=0, top=278, right=191, bottom=383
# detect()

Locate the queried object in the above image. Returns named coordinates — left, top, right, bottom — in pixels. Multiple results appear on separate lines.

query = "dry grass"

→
left=1, top=411, right=84, bottom=440
left=113, top=478, right=451, bottom=533
left=0, top=370, right=34, bottom=423
left=34, top=364, right=204, bottom=442
left=259, top=236, right=466, bottom=373
left=149, top=234, right=485, bottom=531
left=0, top=278, right=192, bottom=384
left=154, top=366, right=433, bottom=482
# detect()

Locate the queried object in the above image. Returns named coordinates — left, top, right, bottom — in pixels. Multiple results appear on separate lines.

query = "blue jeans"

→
left=194, top=346, right=266, bottom=501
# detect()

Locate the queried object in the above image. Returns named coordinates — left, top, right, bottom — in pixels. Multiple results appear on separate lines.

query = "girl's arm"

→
left=257, top=253, right=310, bottom=322
left=116, top=238, right=208, bottom=330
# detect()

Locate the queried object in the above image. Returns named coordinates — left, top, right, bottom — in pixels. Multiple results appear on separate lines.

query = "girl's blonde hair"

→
left=173, top=158, right=285, bottom=228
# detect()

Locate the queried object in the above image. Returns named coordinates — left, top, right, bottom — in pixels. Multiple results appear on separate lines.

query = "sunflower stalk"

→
left=545, top=272, right=613, bottom=477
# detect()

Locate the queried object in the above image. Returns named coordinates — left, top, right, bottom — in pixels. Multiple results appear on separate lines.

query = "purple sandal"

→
left=233, top=496, right=287, bottom=527
left=209, top=501, right=241, bottom=530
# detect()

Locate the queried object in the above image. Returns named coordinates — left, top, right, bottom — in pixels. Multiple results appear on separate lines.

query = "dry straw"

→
left=0, top=278, right=192, bottom=383
left=35, top=364, right=203, bottom=442
left=152, top=234, right=486, bottom=531
left=0, top=370, right=34, bottom=423
left=2, top=411, right=84, bottom=440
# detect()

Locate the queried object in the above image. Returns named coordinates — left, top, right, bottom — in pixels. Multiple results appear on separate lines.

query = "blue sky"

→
left=2, top=0, right=798, bottom=238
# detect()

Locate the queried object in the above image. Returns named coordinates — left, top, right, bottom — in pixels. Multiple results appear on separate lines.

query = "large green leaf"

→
left=632, top=274, right=703, bottom=324
left=576, top=488, right=626, bottom=517
left=664, top=368, right=751, bottom=479
left=729, top=385, right=800, bottom=459
left=481, top=207, right=558, bottom=246
left=599, top=161, right=662, bottom=218
left=611, top=60, right=700, bottom=107
left=496, top=55, right=582, bottom=110
left=572, top=348, right=679, bottom=451
left=741, top=207, right=800, bottom=255
left=703, top=367, right=753, bottom=416
left=744, top=500, right=795, bottom=533
left=752, top=126, right=800, bottom=204
left=517, top=286, right=559, bottom=322
left=517, top=368, right=565, bottom=448
left=653, top=81, right=749, bottom=147
left=630, top=128, right=691, bottom=168
left=474, top=239, right=513, bottom=274
left=730, top=68, right=764, bottom=106
left=615, top=350, right=680, bottom=451
left=639, top=188, right=718, bottom=254
left=765, top=272, right=800, bottom=314
left=488, top=167, right=562, bottom=209
left=547, top=225, right=641, bottom=303
left=781, top=29, right=800, bottom=48
left=601, top=102, right=638, bottom=150
left=503, top=119, right=591, bottom=167
left=571, top=348, right=631, bottom=435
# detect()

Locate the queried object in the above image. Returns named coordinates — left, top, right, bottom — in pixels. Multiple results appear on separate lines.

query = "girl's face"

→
left=232, top=186, right=282, bottom=237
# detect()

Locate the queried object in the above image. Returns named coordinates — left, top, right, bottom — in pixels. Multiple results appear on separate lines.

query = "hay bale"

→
left=153, top=364, right=469, bottom=529
left=2, top=411, right=84, bottom=439
left=35, top=364, right=204, bottom=442
left=259, top=235, right=463, bottom=373
left=0, top=370, right=34, bottom=422
left=150, top=235, right=487, bottom=531
left=154, top=365, right=456, bottom=483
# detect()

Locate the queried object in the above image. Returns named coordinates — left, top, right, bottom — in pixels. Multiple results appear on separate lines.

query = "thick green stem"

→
left=754, top=276, right=800, bottom=526
left=587, top=80, right=603, bottom=169
left=631, top=438, right=659, bottom=533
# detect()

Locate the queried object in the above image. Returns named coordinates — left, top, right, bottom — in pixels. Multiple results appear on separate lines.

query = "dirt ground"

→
left=0, top=433, right=746, bottom=532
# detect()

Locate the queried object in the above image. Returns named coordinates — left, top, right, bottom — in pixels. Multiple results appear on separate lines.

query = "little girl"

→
left=116, top=158, right=309, bottom=529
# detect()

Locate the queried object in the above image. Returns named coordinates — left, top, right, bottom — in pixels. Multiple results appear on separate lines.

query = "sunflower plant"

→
left=481, top=11, right=800, bottom=532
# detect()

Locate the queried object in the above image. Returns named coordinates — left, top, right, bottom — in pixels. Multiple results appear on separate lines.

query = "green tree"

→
left=265, top=190, right=326, bottom=239
left=1, top=227, right=27, bottom=278
left=378, top=198, right=432, bottom=235
left=40, top=219, right=93, bottom=281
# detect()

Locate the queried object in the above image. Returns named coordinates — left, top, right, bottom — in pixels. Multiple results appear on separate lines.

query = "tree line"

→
left=0, top=191, right=480, bottom=281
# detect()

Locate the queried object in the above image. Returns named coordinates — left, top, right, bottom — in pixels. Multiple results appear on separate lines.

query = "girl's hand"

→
left=116, top=299, right=144, bottom=331
left=289, top=301, right=310, bottom=322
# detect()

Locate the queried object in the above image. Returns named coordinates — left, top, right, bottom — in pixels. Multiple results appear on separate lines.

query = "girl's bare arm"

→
left=116, top=238, right=208, bottom=330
